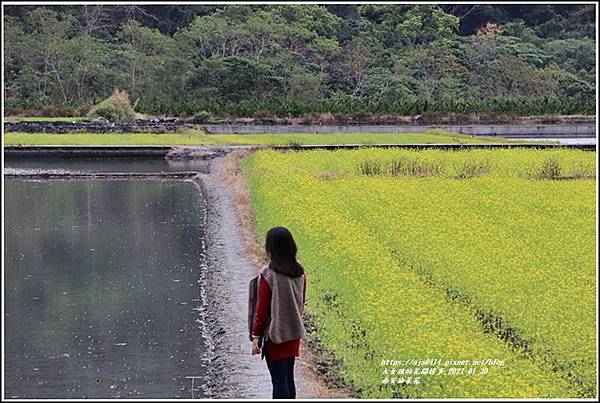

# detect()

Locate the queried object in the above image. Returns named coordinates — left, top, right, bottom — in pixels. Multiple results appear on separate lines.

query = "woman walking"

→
left=251, top=227, right=307, bottom=399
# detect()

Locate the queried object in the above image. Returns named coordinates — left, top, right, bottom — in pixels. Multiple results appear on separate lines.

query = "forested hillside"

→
left=3, top=4, right=596, bottom=117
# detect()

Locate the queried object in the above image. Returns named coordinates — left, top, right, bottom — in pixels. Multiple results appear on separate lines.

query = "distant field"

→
left=3, top=130, right=534, bottom=146
left=4, top=131, right=209, bottom=145
left=190, top=132, right=515, bottom=145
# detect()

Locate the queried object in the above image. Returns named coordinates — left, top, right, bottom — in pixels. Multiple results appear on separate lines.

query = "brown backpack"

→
left=248, top=274, right=268, bottom=360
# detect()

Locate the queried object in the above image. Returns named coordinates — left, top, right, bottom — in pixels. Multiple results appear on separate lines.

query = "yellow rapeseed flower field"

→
left=242, top=147, right=596, bottom=398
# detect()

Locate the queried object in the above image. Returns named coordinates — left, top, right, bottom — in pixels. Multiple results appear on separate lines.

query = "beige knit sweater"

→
left=259, top=264, right=307, bottom=344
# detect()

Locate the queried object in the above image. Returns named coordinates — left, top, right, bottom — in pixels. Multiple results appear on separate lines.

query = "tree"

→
left=539, top=64, right=595, bottom=97
left=76, top=5, right=110, bottom=37
left=175, top=13, right=245, bottom=60
left=307, top=36, right=341, bottom=95
left=360, top=67, right=413, bottom=102
left=358, top=4, right=459, bottom=48
left=187, top=57, right=284, bottom=101
left=404, top=5, right=459, bottom=46
left=394, top=41, right=467, bottom=101
left=338, top=35, right=380, bottom=99
left=21, top=7, right=76, bottom=103
left=544, top=38, right=596, bottom=75
left=244, top=10, right=283, bottom=60
left=57, top=34, right=113, bottom=101
left=3, top=4, right=594, bottom=115
left=500, top=19, right=540, bottom=43
left=268, top=4, right=341, bottom=38
left=117, top=19, right=177, bottom=101
left=3, top=16, right=29, bottom=100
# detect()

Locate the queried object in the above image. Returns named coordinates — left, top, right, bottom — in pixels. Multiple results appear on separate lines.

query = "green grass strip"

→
left=3, top=130, right=538, bottom=146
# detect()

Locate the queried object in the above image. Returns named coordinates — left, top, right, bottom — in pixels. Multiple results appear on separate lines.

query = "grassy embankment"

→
left=242, top=148, right=596, bottom=398
left=3, top=128, right=539, bottom=146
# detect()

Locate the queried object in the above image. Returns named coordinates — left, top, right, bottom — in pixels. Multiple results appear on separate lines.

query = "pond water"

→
left=4, top=177, right=211, bottom=399
left=3, top=157, right=210, bottom=174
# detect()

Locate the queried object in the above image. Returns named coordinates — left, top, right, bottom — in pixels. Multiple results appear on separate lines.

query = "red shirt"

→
left=252, top=273, right=307, bottom=362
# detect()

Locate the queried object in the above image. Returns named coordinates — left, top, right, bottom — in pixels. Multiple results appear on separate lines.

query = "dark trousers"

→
left=264, top=350, right=296, bottom=399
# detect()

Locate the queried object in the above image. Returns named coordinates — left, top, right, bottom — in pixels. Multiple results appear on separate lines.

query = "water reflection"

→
left=4, top=157, right=210, bottom=173
left=4, top=180, right=209, bottom=399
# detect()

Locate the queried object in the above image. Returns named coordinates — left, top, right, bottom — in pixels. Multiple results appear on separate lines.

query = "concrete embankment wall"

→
left=3, top=145, right=172, bottom=158
left=3, top=144, right=596, bottom=160
left=5, top=121, right=596, bottom=137
left=203, top=124, right=596, bottom=137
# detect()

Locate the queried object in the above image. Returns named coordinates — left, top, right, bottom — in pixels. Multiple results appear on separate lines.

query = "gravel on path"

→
left=192, top=156, right=350, bottom=399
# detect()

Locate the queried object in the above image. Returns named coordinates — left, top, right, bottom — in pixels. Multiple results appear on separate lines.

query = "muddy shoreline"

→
left=190, top=160, right=274, bottom=398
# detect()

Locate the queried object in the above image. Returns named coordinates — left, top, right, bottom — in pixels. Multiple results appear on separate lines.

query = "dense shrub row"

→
left=6, top=96, right=594, bottom=122
left=135, top=96, right=595, bottom=118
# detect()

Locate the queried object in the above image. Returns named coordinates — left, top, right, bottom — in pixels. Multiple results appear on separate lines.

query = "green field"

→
left=242, top=148, right=596, bottom=398
left=3, top=130, right=531, bottom=146
left=4, top=131, right=211, bottom=145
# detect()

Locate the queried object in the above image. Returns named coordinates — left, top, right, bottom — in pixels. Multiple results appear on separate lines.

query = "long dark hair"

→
left=265, top=227, right=304, bottom=277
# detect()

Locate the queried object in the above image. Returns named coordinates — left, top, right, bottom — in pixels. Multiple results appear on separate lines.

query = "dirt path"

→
left=192, top=154, right=350, bottom=399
